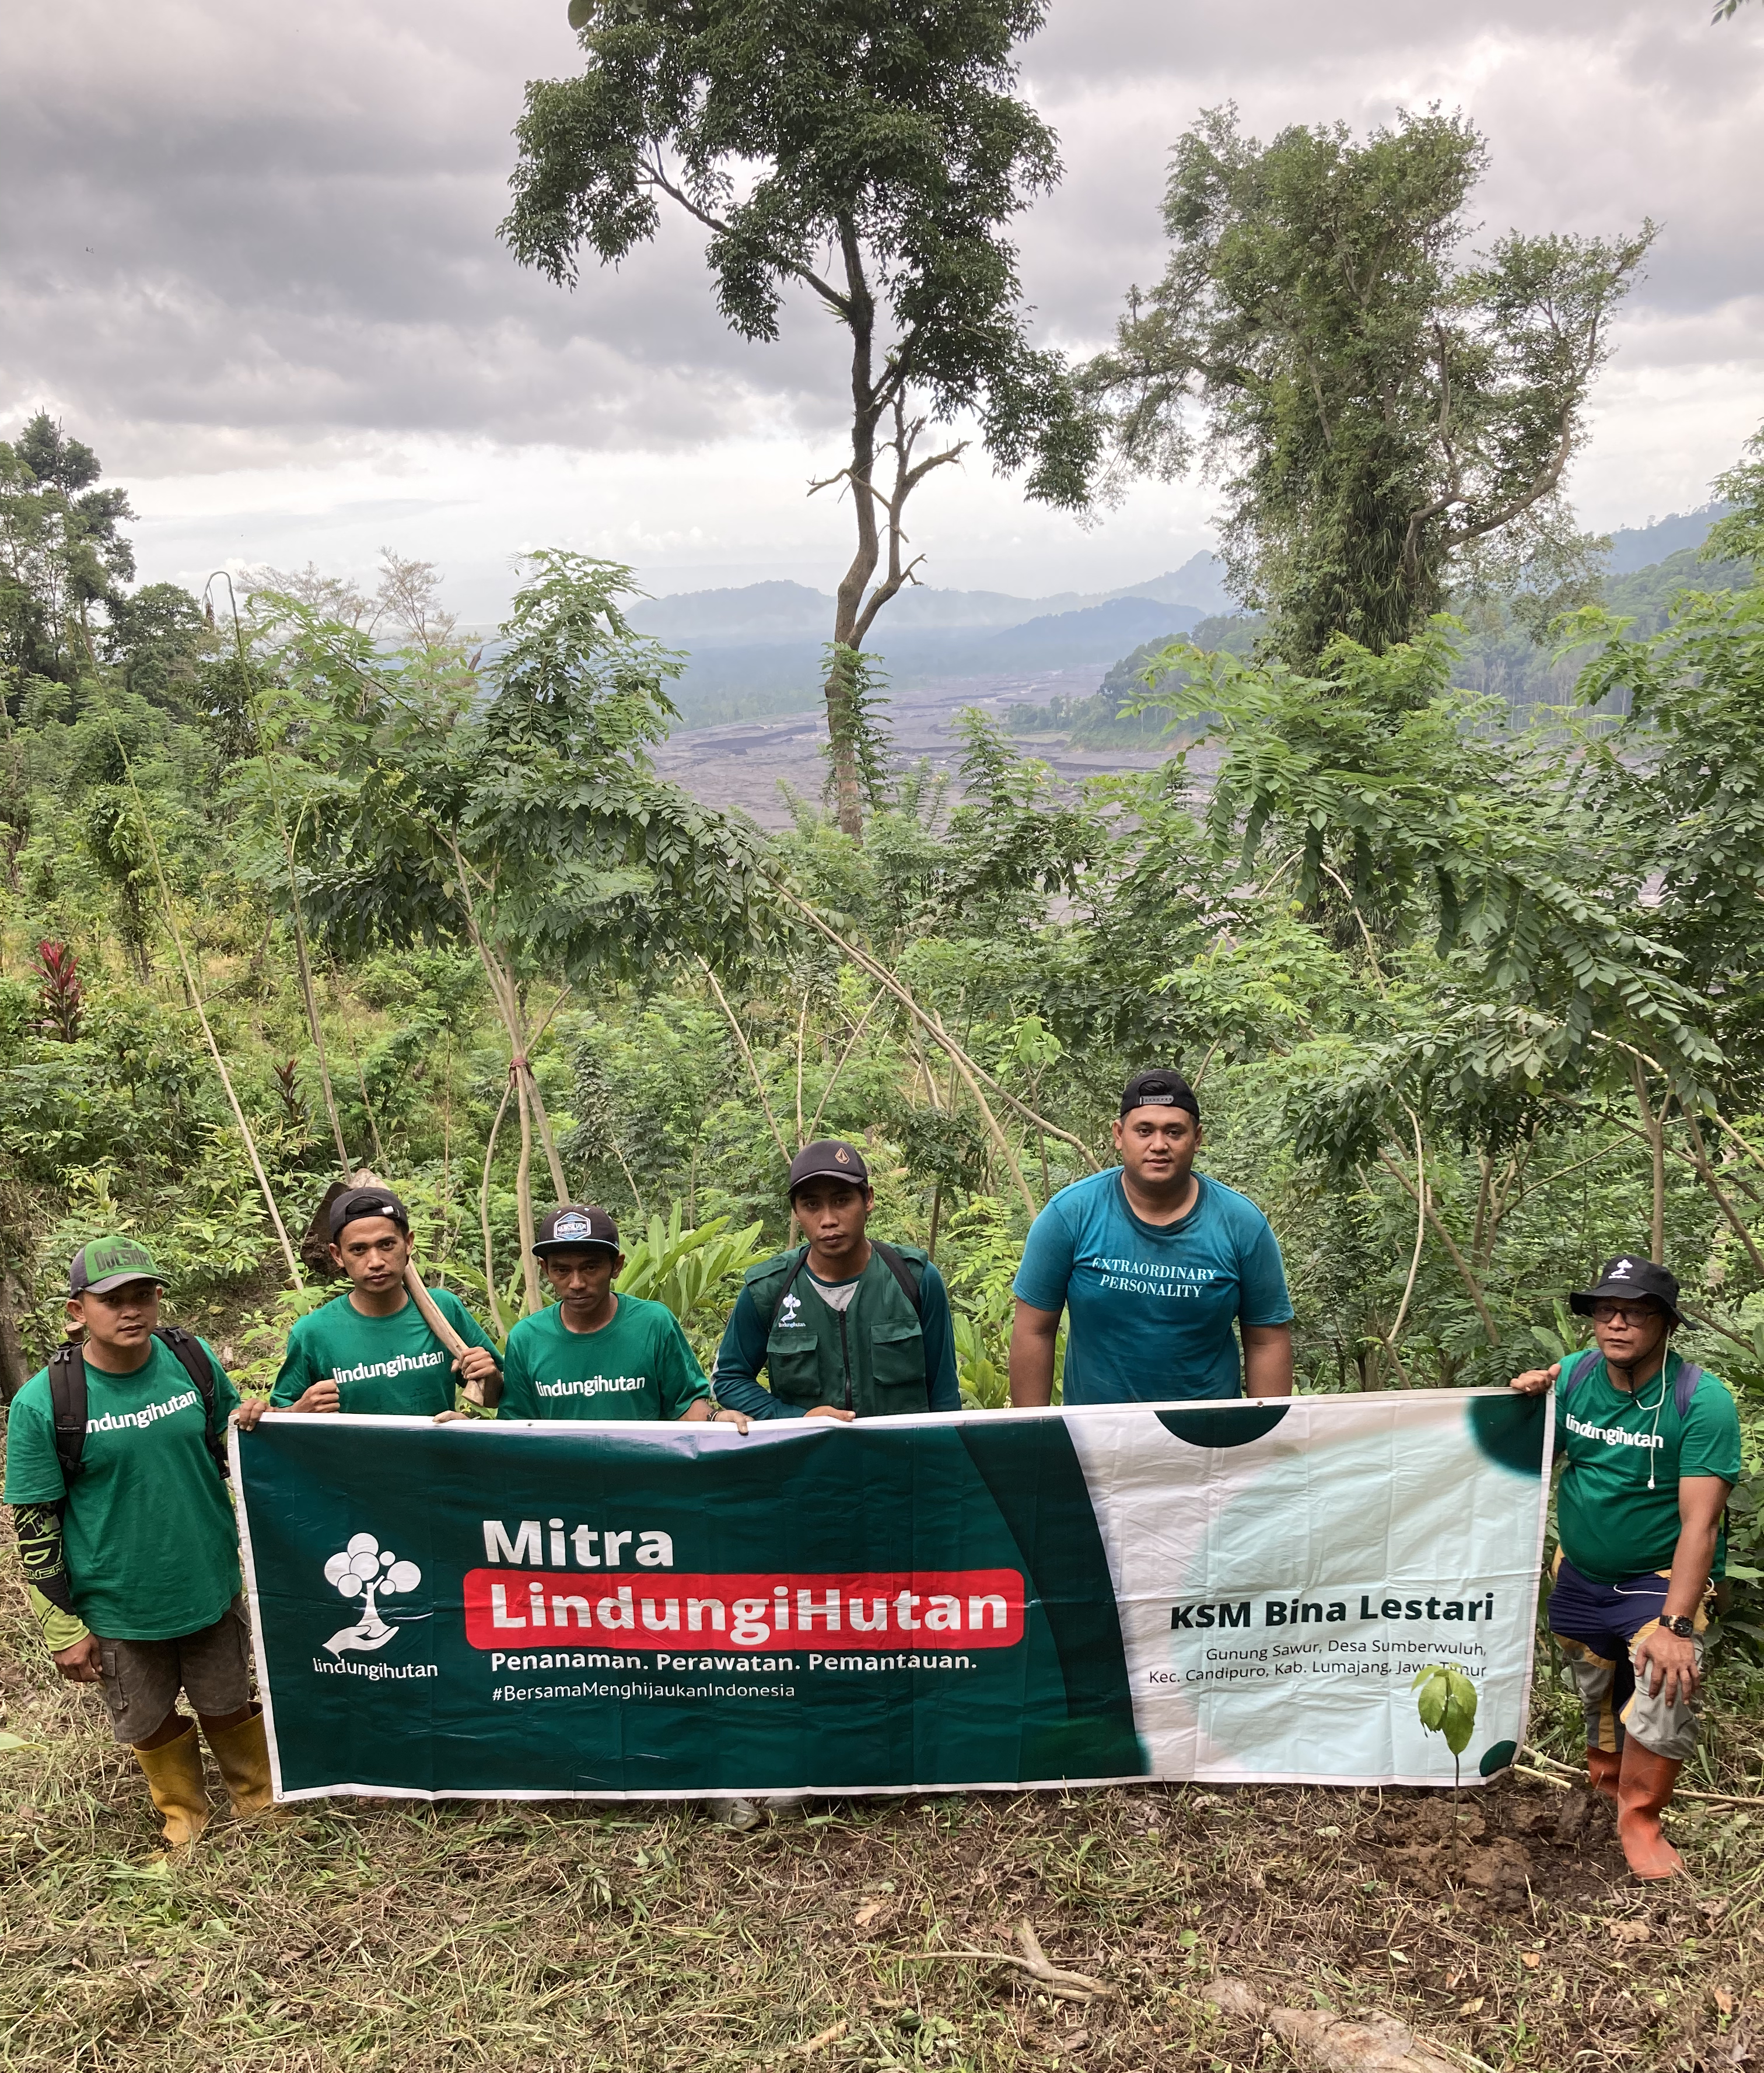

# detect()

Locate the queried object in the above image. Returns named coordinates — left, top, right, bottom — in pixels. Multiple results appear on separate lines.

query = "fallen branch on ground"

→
left=900, top=1920, right=1112, bottom=2002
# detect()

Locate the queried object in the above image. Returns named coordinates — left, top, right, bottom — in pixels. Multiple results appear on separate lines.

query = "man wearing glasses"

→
left=1510, top=1256, right=1741, bottom=1880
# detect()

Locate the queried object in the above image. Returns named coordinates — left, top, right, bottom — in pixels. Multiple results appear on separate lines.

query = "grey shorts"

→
left=95, top=1596, right=254, bottom=1744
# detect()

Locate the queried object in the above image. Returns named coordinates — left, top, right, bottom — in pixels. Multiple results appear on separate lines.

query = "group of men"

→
left=2, top=1066, right=1742, bottom=1886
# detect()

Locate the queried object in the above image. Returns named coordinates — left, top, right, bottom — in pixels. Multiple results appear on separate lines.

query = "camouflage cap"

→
left=69, top=1235, right=166, bottom=1296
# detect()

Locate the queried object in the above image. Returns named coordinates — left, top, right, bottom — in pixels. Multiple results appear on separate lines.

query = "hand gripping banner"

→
left=232, top=1389, right=1552, bottom=1802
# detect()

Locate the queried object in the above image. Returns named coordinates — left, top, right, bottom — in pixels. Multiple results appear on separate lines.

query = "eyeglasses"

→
left=1590, top=1300, right=1663, bottom=1326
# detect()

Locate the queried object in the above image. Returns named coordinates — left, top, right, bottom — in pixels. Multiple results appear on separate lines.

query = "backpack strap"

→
left=153, top=1326, right=230, bottom=1479
left=43, top=1332, right=229, bottom=1494
left=869, top=1239, right=924, bottom=1322
left=1557, top=1349, right=1598, bottom=1400
left=47, top=1344, right=88, bottom=1494
left=768, top=1246, right=813, bottom=1332
left=1672, top=1360, right=1706, bottom=1419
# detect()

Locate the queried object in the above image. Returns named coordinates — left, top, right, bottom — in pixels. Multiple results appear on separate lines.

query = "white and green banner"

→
left=233, top=1389, right=1551, bottom=1801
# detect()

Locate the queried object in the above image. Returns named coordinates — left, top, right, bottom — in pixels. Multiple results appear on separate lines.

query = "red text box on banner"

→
left=463, top=1570, right=1025, bottom=1651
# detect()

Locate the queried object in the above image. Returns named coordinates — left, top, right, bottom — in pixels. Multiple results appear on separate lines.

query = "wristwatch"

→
left=1658, top=1613, right=1696, bottom=1639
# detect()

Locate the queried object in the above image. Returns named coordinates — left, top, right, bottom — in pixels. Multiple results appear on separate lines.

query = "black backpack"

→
left=768, top=1239, right=924, bottom=1329
left=48, top=1328, right=230, bottom=1494
left=1559, top=1349, right=1706, bottom=1414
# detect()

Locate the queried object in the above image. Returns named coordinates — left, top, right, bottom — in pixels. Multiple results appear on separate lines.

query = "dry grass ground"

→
left=4, top=1566, right=1763, bottom=2073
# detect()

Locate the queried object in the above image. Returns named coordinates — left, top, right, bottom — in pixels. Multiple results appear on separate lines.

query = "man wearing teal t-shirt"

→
left=261, top=1187, right=500, bottom=1418
left=1010, top=1069, right=1294, bottom=1405
left=499, top=1205, right=740, bottom=1424
left=1510, top=1255, right=1741, bottom=1881
left=4, top=1238, right=277, bottom=1848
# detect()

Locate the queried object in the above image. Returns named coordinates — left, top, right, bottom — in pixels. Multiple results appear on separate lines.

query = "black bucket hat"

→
left=1569, top=1255, right=1682, bottom=1325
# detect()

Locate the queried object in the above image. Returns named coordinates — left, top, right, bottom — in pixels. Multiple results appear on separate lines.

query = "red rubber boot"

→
left=1586, top=1745, right=1620, bottom=1804
left=1616, top=1741, right=1685, bottom=1881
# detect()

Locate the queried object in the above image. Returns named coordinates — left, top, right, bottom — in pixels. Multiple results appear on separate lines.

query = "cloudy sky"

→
left=5, top=0, right=1762, bottom=620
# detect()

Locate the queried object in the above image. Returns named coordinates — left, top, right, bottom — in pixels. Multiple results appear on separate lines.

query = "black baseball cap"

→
left=328, top=1187, right=411, bottom=1241
left=1119, top=1069, right=1200, bottom=1120
left=534, top=1204, right=621, bottom=1257
left=1570, top=1255, right=1682, bottom=1324
left=788, top=1139, right=871, bottom=1196
left=69, top=1235, right=166, bottom=1296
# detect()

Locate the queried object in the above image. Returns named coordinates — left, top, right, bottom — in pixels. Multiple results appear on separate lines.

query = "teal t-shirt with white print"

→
left=1013, top=1169, right=1293, bottom=1403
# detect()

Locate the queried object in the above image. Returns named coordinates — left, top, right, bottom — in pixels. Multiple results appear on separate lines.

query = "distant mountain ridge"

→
left=1604, top=503, right=1732, bottom=575
left=628, top=549, right=1232, bottom=643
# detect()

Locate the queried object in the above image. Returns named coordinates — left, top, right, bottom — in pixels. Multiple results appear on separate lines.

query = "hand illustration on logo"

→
left=779, top=1293, right=803, bottom=1328
left=322, top=1532, right=423, bottom=1655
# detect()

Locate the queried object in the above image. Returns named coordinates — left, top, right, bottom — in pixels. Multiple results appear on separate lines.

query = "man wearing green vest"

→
left=710, top=1140, right=958, bottom=1420
left=1509, top=1255, right=1741, bottom=1881
left=3, top=1238, right=277, bottom=1848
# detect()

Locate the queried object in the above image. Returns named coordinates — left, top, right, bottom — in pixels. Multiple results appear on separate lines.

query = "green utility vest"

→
left=744, top=1242, right=930, bottom=1419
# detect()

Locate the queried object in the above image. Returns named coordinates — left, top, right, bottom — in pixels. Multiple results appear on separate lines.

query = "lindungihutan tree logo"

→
left=322, top=1532, right=422, bottom=1657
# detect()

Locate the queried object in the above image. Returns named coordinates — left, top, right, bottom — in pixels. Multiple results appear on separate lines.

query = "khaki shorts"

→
left=95, top=1596, right=254, bottom=1745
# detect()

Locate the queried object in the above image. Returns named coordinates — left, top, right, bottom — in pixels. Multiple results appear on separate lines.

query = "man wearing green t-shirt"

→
left=1510, top=1255, right=1741, bottom=1881
left=499, top=1205, right=744, bottom=1425
left=258, top=1188, right=500, bottom=1419
left=4, top=1238, right=276, bottom=1848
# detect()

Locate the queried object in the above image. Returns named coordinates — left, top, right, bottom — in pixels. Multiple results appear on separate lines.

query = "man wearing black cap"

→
left=4, top=1238, right=279, bottom=1848
left=498, top=1206, right=737, bottom=1424
left=1510, top=1255, right=1740, bottom=1879
left=709, top=1140, right=958, bottom=1420
left=265, top=1187, right=500, bottom=1417
left=1010, top=1069, right=1294, bottom=1405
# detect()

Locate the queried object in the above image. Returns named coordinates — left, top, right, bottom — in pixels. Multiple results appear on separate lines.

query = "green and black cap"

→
left=69, top=1235, right=165, bottom=1297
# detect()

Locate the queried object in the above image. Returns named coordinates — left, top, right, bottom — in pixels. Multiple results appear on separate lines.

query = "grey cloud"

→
left=2, top=0, right=1760, bottom=479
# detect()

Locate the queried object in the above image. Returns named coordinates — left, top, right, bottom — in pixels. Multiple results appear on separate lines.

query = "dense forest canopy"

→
left=2, top=407, right=1761, bottom=1505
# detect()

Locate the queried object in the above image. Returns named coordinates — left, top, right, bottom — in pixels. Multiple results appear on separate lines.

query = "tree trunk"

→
left=0, top=1263, right=27, bottom=1404
left=826, top=222, right=881, bottom=841
left=1630, top=1056, right=1668, bottom=1262
left=514, top=1074, right=542, bottom=1315
left=479, top=1077, right=514, bottom=1340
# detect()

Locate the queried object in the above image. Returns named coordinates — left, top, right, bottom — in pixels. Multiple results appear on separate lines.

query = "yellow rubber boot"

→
left=203, top=1704, right=285, bottom=1818
left=133, top=1721, right=212, bottom=1848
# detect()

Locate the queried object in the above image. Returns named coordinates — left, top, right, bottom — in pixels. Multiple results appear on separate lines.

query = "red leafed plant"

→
left=36, top=940, right=83, bottom=1041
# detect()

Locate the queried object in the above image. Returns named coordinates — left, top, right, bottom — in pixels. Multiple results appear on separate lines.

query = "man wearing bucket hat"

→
left=261, top=1186, right=501, bottom=1418
left=1009, top=1069, right=1294, bottom=1406
left=3, top=1238, right=279, bottom=1848
left=1510, top=1255, right=1741, bottom=1879
left=497, top=1205, right=744, bottom=1425
left=710, top=1139, right=958, bottom=1420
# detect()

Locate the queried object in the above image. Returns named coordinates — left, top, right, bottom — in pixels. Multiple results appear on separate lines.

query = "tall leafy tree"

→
left=1087, top=108, right=1651, bottom=667
left=0, top=414, right=136, bottom=691
left=242, top=552, right=776, bottom=1305
left=501, top=0, right=1101, bottom=836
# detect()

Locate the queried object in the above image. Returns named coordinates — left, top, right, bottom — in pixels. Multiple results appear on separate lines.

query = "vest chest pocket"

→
left=766, top=1330, right=824, bottom=1407
left=869, top=1323, right=928, bottom=1408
